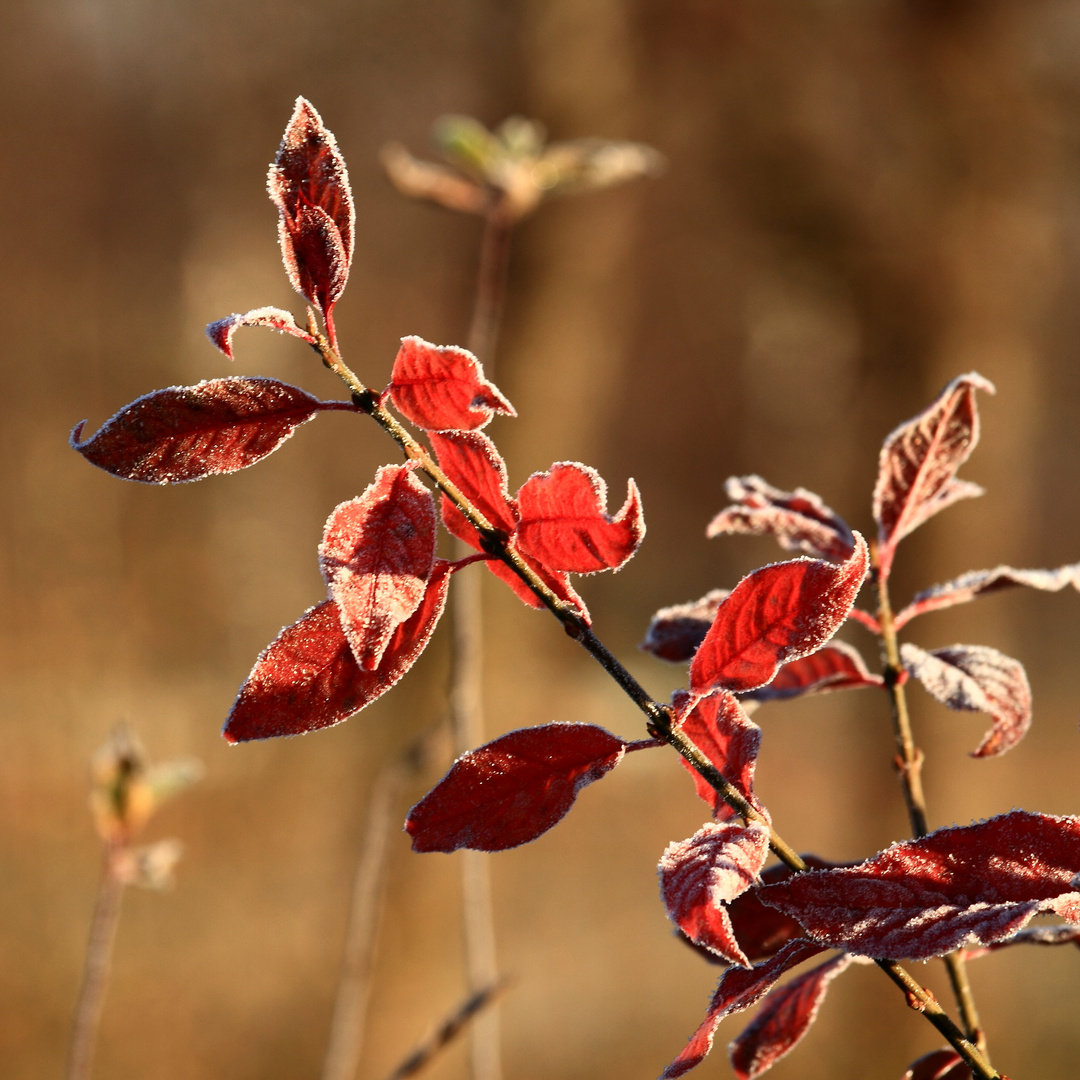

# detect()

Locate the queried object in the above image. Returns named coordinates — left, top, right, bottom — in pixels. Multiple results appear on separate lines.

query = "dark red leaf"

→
left=388, top=336, right=515, bottom=432
left=641, top=589, right=730, bottom=664
left=895, top=562, right=1080, bottom=629
left=900, top=643, right=1032, bottom=757
left=873, top=373, right=994, bottom=575
left=661, top=940, right=825, bottom=1079
left=963, top=924, right=1080, bottom=958
left=515, top=463, right=645, bottom=573
left=71, top=378, right=336, bottom=483
left=223, top=561, right=452, bottom=742
left=759, top=811, right=1080, bottom=960
left=742, top=643, right=883, bottom=705
left=674, top=689, right=764, bottom=821
left=405, top=723, right=626, bottom=852
left=659, top=821, right=771, bottom=965
left=268, top=98, right=355, bottom=313
left=707, top=476, right=855, bottom=563
left=205, top=306, right=316, bottom=360
left=319, top=465, right=437, bottom=671
left=729, top=953, right=851, bottom=1080
left=903, top=1049, right=970, bottom=1080
left=689, top=535, right=869, bottom=695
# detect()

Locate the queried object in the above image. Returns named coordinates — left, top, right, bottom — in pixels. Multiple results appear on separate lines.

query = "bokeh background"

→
left=6, top=1, right=1080, bottom=1078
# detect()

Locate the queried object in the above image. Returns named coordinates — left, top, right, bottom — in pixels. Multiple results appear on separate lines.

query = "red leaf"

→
left=641, top=589, right=730, bottom=664
left=964, top=924, right=1080, bottom=958
left=900, top=643, right=1032, bottom=757
left=483, top=550, right=591, bottom=623
left=873, top=373, right=995, bottom=575
left=71, top=378, right=337, bottom=483
left=659, top=821, right=771, bottom=965
left=759, top=811, right=1080, bottom=960
left=205, top=306, right=316, bottom=360
left=689, top=535, right=869, bottom=695
left=674, top=689, right=764, bottom=821
left=729, top=953, right=851, bottom=1079
left=268, top=98, right=355, bottom=313
left=895, top=562, right=1080, bottom=629
left=903, top=1049, right=970, bottom=1080
left=515, top=463, right=645, bottom=573
left=319, top=466, right=437, bottom=671
left=661, top=940, right=825, bottom=1079
left=388, top=336, right=515, bottom=432
left=742, top=643, right=883, bottom=705
left=223, top=562, right=452, bottom=742
left=708, top=476, right=855, bottom=563
left=405, top=723, right=626, bottom=852
left=429, top=429, right=518, bottom=537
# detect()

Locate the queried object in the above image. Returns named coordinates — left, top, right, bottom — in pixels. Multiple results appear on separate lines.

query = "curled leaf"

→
left=900, top=643, right=1032, bottom=757
left=205, top=306, right=315, bottom=360
left=741, top=643, right=883, bottom=705
left=641, top=589, right=730, bottom=664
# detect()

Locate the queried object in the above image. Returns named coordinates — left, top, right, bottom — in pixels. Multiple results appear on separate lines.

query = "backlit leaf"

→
left=900, top=643, right=1032, bottom=757
left=224, top=562, right=452, bottom=742
left=873, top=373, right=994, bottom=575
left=729, top=953, right=851, bottom=1080
left=515, top=463, right=645, bottom=573
left=708, top=476, right=855, bottom=563
left=71, top=378, right=339, bottom=483
left=406, top=723, right=627, bottom=852
left=658, top=821, right=771, bottom=966
left=388, top=336, right=515, bottom=431
left=319, top=465, right=437, bottom=671
left=689, top=535, right=869, bottom=695
left=205, top=306, right=315, bottom=360
left=742, top=643, right=883, bottom=705
left=759, top=811, right=1080, bottom=959
left=641, top=589, right=730, bottom=664
left=429, top=429, right=518, bottom=537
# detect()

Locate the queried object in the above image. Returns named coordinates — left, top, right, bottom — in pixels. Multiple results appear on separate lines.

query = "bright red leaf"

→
left=641, top=589, right=730, bottom=664
left=515, top=463, right=645, bottom=573
left=742, top=643, right=883, bottom=705
left=895, top=562, right=1080, bottom=629
left=223, top=561, right=452, bottom=742
left=759, top=811, right=1080, bottom=960
left=661, top=939, right=825, bottom=1079
left=268, top=97, right=355, bottom=314
left=729, top=953, right=851, bottom=1080
left=388, top=336, right=515, bottom=431
left=205, top=306, right=316, bottom=360
left=319, top=465, right=437, bottom=671
left=900, top=643, right=1032, bottom=757
left=429, top=429, right=518, bottom=537
left=873, top=373, right=994, bottom=576
left=406, top=723, right=627, bottom=852
left=71, top=377, right=344, bottom=483
left=659, top=821, right=771, bottom=966
left=707, top=476, right=855, bottom=563
left=689, top=535, right=868, bottom=695
left=903, top=1049, right=970, bottom=1080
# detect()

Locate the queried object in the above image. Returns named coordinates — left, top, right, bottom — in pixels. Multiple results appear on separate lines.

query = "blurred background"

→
left=5, top=0, right=1080, bottom=1077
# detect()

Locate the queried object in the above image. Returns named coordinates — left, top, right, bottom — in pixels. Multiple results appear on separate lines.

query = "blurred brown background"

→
left=5, top=0, right=1080, bottom=1077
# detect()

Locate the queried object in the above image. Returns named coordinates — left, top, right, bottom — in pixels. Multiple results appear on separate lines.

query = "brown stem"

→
left=68, top=848, right=126, bottom=1080
left=466, top=204, right=513, bottom=365
left=875, top=559, right=987, bottom=1056
left=315, top=340, right=1002, bottom=1079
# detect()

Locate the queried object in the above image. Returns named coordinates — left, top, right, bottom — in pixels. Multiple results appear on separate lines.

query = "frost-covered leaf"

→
left=205, top=306, right=315, bottom=360
left=319, top=465, right=437, bottom=671
left=406, top=723, right=626, bottom=852
left=900, top=643, right=1032, bottom=757
left=388, top=336, right=515, bottom=432
left=729, top=953, right=851, bottom=1080
left=708, top=476, right=855, bottom=563
left=759, top=811, right=1080, bottom=959
left=268, top=97, right=355, bottom=313
left=224, top=562, right=451, bottom=742
left=873, top=373, right=995, bottom=574
left=689, top=536, right=869, bottom=695
left=661, top=940, right=825, bottom=1079
left=674, top=689, right=764, bottom=822
left=902, top=1049, right=970, bottom=1080
left=515, top=463, right=645, bottom=573
left=71, top=378, right=340, bottom=483
left=963, top=924, right=1080, bottom=958
left=741, top=643, right=883, bottom=705
left=895, top=562, right=1080, bottom=628
left=659, top=821, right=771, bottom=966
left=641, top=589, right=730, bottom=664
left=429, top=429, right=518, bottom=537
